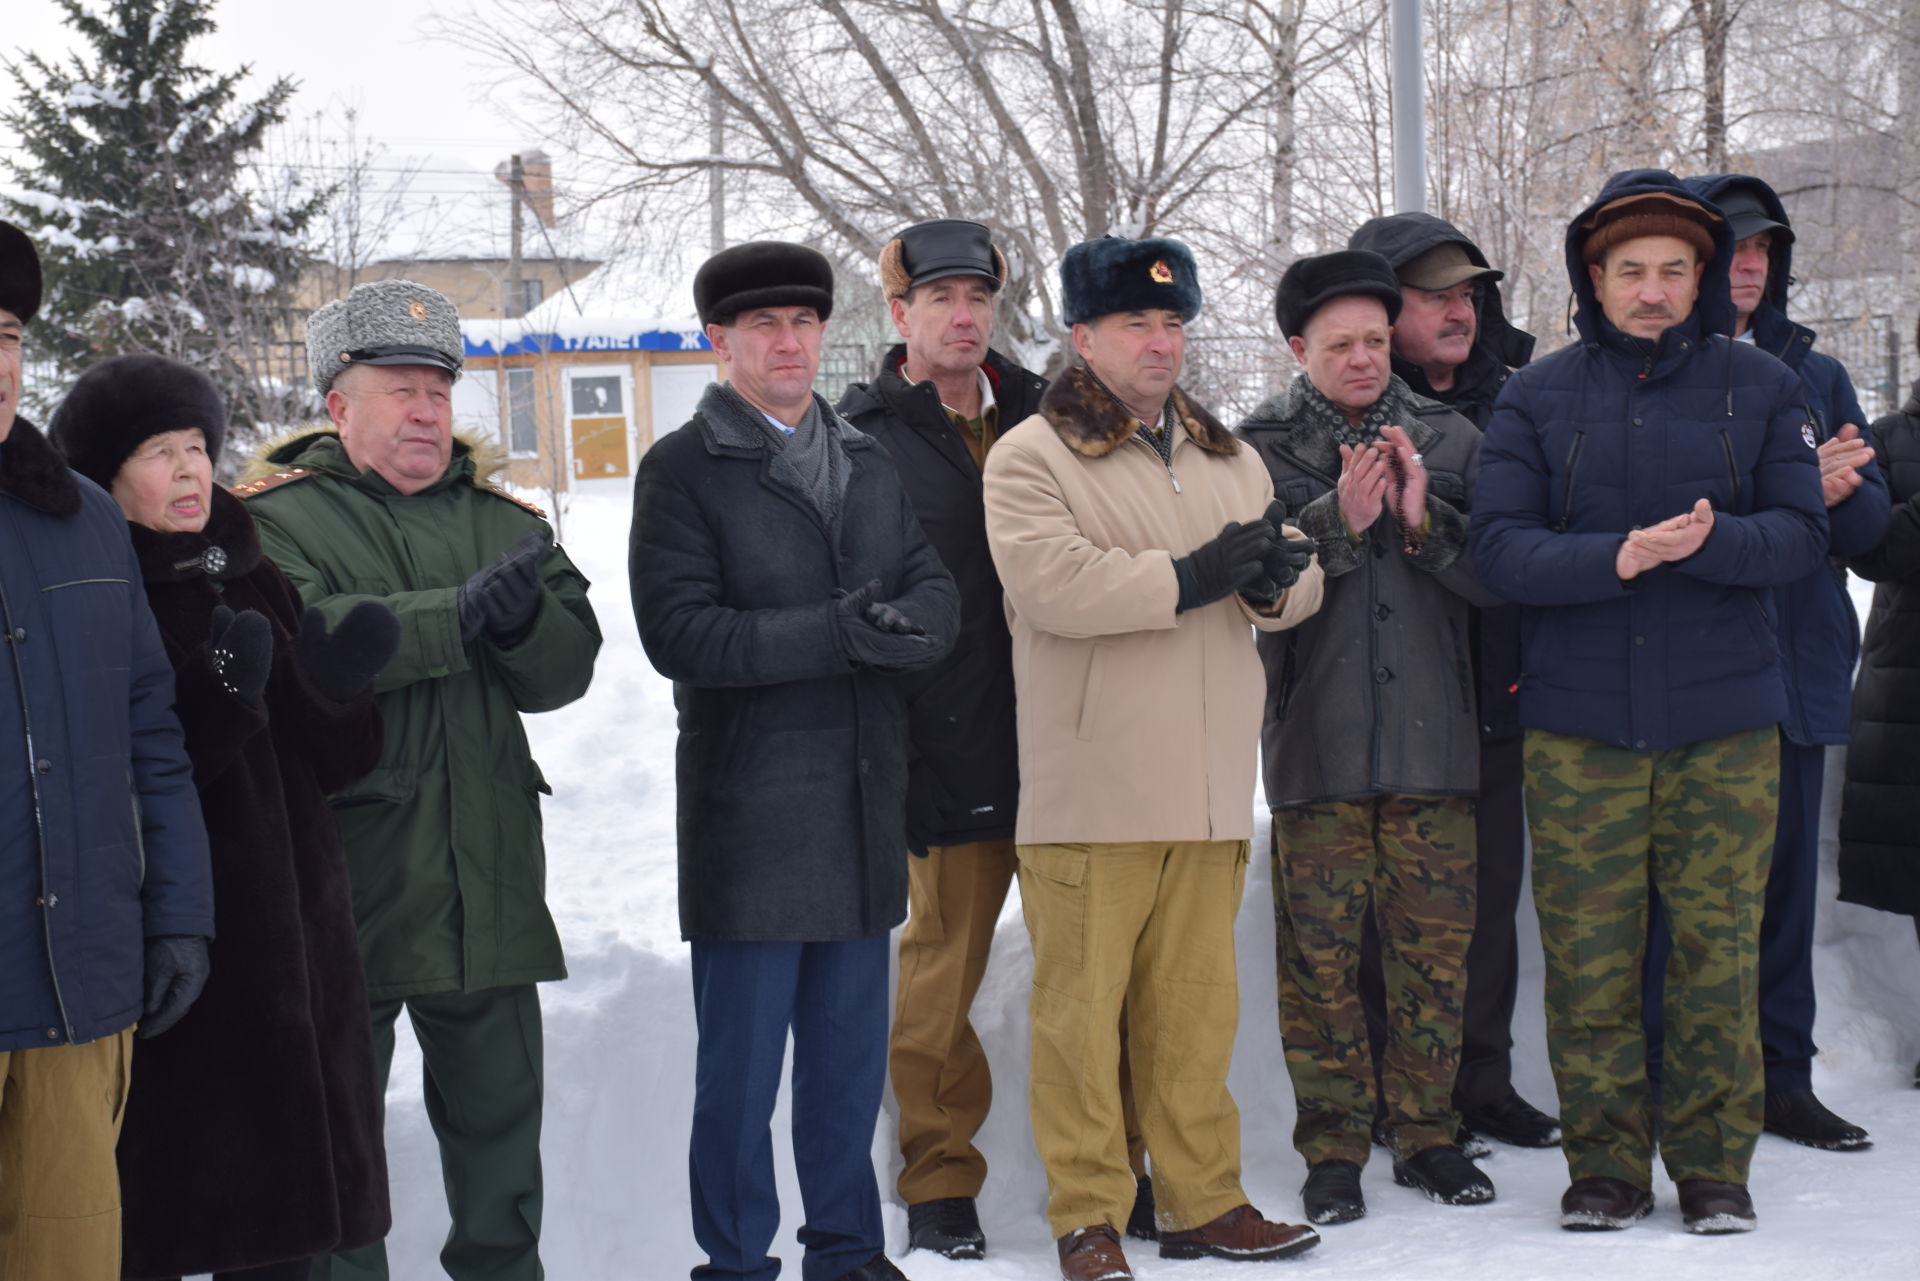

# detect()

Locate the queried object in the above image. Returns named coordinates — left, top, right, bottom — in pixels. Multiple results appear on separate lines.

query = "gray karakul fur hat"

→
left=49, top=353, right=227, bottom=488
left=694, top=241, right=836, bottom=326
left=305, top=278, right=464, bottom=396
left=1060, top=235, right=1202, bottom=325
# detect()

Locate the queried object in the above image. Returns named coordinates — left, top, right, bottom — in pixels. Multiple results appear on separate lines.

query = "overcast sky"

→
left=3, top=0, right=542, bottom=172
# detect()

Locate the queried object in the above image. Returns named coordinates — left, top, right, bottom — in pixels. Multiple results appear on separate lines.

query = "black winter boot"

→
left=1301, top=1159, right=1366, bottom=1225
left=1459, top=1089, right=1561, bottom=1148
left=1763, top=1088, right=1871, bottom=1150
left=1125, top=1174, right=1157, bottom=1242
left=906, top=1197, right=985, bottom=1259
left=1392, top=1145, right=1495, bottom=1205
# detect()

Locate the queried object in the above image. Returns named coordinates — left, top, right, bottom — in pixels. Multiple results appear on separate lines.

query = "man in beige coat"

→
left=983, top=236, right=1324, bottom=1281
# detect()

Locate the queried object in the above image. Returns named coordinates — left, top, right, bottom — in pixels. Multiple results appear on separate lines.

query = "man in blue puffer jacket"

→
left=1470, top=171, right=1827, bottom=1236
left=1641, top=175, right=1890, bottom=1153
left=0, top=222, right=213, bottom=1279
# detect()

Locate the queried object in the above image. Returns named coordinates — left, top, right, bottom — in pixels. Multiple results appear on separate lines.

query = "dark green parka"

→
left=239, top=432, right=601, bottom=999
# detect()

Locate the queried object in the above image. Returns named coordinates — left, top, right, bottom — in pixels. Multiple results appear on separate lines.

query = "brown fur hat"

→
left=1582, top=191, right=1719, bottom=265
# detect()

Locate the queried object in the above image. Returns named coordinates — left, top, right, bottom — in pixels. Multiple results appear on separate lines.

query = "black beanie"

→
left=1274, top=250, right=1404, bottom=339
left=49, top=354, right=227, bottom=489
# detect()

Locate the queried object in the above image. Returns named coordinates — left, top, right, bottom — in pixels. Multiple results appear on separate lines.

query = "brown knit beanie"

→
left=1582, top=192, right=1719, bottom=266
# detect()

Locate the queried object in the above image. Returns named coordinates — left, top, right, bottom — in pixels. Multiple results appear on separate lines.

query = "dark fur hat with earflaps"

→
left=1060, top=236, right=1202, bottom=326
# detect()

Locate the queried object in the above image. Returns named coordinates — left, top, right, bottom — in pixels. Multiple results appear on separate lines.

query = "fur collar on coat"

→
left=1039, top=365, right=1240, bottom=460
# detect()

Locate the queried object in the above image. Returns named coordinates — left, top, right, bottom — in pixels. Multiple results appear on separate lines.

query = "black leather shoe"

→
left=1125, top=1174, right=1157, bottom=1242
left=1392, top=1144, right=1495, bottom=1205
left=838, top=1250, right=911, bottom=1280
left=907, top=1196, right=984, bottom=1259
left=1677, top=1179, right=1756, bottom=1234
left=1460, top=1089, right=1562, bottom=1148
left=1763, top=1088, right=1872, bottom=1151
left=1559, top=1177, right=1653, bottom=1231
left=1301, top=1159, right=1366, bottom=1225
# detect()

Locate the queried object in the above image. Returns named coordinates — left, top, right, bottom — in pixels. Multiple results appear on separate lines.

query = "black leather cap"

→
left=894, top=219, right=1003, bottom=293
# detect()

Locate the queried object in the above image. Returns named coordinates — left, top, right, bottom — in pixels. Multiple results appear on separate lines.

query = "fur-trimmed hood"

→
left=236, top=426, right=509, bottom=489
left=1038, top=365, right=1239, bottom=460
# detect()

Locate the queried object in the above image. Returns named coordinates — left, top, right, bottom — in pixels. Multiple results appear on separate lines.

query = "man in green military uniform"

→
left=239, top=279, right=602, bottom=1280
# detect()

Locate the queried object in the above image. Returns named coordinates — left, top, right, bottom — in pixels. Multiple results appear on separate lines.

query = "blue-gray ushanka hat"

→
left=1059, top=235, right=1202, bottom=326
left=305, top=278, right=464, bottom=396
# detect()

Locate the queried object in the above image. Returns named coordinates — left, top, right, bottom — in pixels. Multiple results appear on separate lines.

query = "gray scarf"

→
left=713, top=382, right=847, bottom=525
left=1294, top=372, right=1419, bottom=449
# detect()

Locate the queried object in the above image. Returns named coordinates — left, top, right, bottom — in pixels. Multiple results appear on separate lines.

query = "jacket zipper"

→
left=1131, top=433, right=1180, bottom=492
left=1555, top=432, right=1586, bottom=533
left=1720, top=430, right=1742, bottom=509
left=0, top=575, right=74, bottom=1043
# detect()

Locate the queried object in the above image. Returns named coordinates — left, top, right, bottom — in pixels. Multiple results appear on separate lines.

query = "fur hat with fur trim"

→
left=879, top=219, right=1007, bottom=301
left=1581, top=190, right=1719, bottom=265
left=1274, top=250, right=1403, bottom=339
left=695, top=241, right=835, bottom=326
left=49, top=353, right=227, bottom=489
left=0, top=220, right=43, bottom=324
left=1060, top=236, right=1201, bottom=325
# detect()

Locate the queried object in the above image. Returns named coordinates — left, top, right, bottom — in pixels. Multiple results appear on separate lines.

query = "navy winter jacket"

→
left=0, top=420, right=212, bottom=1051
left=1469, top=169, right=1828, bottom=751
left=1683, top=173, right=1889, bottom=746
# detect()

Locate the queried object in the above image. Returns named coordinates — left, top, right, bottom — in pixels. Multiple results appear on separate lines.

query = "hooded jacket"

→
left=0, top=419, right=211, bottom=1051
left=1838, top=379, right=1920, bottom=915
left=240, top=432, right=601, bottom=999
left=982, top=368, right=1323, bottom=846
left=1683, top=173, right=1889, bottom=746
left=1347, top=211, right=1536, bottom=426
left=836, top=344, right=1046, bottom=852
left=1349, top=211, right=1539, bottom=745
left=1468, top=168, right=1828, bottom=751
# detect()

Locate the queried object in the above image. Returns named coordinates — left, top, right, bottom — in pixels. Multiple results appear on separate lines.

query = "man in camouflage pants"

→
left=1239, top=250, right=1499, bottom=1222
left=1470, top=170, right=1827, bottom=1234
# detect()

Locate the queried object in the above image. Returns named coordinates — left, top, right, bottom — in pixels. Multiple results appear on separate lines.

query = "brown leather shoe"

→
left=1157, top=1204, right=1321, bottom=1261
left=1677, top=1179, right=1757, bottom=1234
left=1559, top=1176, right=1653, bottom=1230
left=1057, top=1225, right=1133, bottom=1281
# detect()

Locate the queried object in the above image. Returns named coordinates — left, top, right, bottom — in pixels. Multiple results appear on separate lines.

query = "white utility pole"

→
left=1389, top=0, right=1426, bottom=214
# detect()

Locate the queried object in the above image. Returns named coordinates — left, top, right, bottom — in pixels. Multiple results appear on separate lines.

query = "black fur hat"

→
left=49, top=354, right=227, bottom=489
left=1275, top=250, right=1403, bottom=339
left=694, top=241, right=835, bottom=326
left=1060, top=236, right=1202, bottom=325
left=0, top=220, right=43, bottom=323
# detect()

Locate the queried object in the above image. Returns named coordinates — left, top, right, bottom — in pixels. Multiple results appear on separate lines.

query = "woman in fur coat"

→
left=49, top=355, right=398, bottom=1281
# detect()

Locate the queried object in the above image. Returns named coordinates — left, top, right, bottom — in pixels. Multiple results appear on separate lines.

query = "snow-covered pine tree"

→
left=1, top=0, right=329, bottom=446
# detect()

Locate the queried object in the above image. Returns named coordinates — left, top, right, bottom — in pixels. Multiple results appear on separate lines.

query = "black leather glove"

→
left=207, top=604, right=272, bottom=704
left=834, top=579, right=945, bottom=670
left=1244, top=500, right=1316, bottom=604
left=140, top=935, right=210, bottom=1039
left=298, top=602, right=401, bottom=703
left=1173, top=518, right=1275, bottom=613
left=457, top=533, right=547, bottom=646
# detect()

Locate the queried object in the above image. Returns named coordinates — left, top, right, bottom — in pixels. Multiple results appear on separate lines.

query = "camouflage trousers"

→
left=1273, top=795, right=1476, bottom=1164
left=1525, top=726, right=1777, bottom=1187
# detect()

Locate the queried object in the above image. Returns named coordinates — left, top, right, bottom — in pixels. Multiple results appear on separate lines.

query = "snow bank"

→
left=352, top=491, right=1920, bottom=1281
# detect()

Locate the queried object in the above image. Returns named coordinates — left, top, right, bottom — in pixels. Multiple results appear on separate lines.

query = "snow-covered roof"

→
left=332, top=152, right=613, bottom=267
left=462, top=256, right=709, bottom=357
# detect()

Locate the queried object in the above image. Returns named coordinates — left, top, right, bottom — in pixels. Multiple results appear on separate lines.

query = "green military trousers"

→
left=317, top=985, right=545, bottom=1281
left=1525, top=727, right=1776, bottom=1189
left=1273, top=795, right=1476, bottom=1164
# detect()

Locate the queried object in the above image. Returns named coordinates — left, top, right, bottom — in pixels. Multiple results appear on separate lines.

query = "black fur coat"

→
left=117, top=486, right=391, bottom=1278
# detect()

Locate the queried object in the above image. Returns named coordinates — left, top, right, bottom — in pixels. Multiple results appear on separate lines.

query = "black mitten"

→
left=207, top=604, right=272, bottom=704
left=298, top=602, right=401, bottom=703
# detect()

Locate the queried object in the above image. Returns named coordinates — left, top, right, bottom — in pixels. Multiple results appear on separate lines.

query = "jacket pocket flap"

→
left=332, top=766, right=417, bottom=806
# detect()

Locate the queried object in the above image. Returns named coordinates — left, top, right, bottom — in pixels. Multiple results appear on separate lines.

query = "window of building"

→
left=507, top=368, right=537, bottom=457
left=502, top=277, right=545, bottom=318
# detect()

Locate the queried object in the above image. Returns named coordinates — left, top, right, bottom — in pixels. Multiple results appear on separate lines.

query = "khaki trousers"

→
left=0, top=1029, right=135, bottom=1281
left=1018, top=839, right=1249, bottom=1239
left=892, top=840, right=1146, bottom=1204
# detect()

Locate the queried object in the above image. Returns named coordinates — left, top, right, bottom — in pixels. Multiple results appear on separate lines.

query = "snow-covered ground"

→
left=358, top=489, right=1920, bottom=1280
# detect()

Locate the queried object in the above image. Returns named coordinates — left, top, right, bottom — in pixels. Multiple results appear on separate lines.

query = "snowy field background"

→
left=348, top=488, right=1920, bottom=1280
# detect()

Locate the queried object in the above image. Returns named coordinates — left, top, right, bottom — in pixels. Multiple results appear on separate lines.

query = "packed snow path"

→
left=351, top=488, right=1920, bottom=1281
